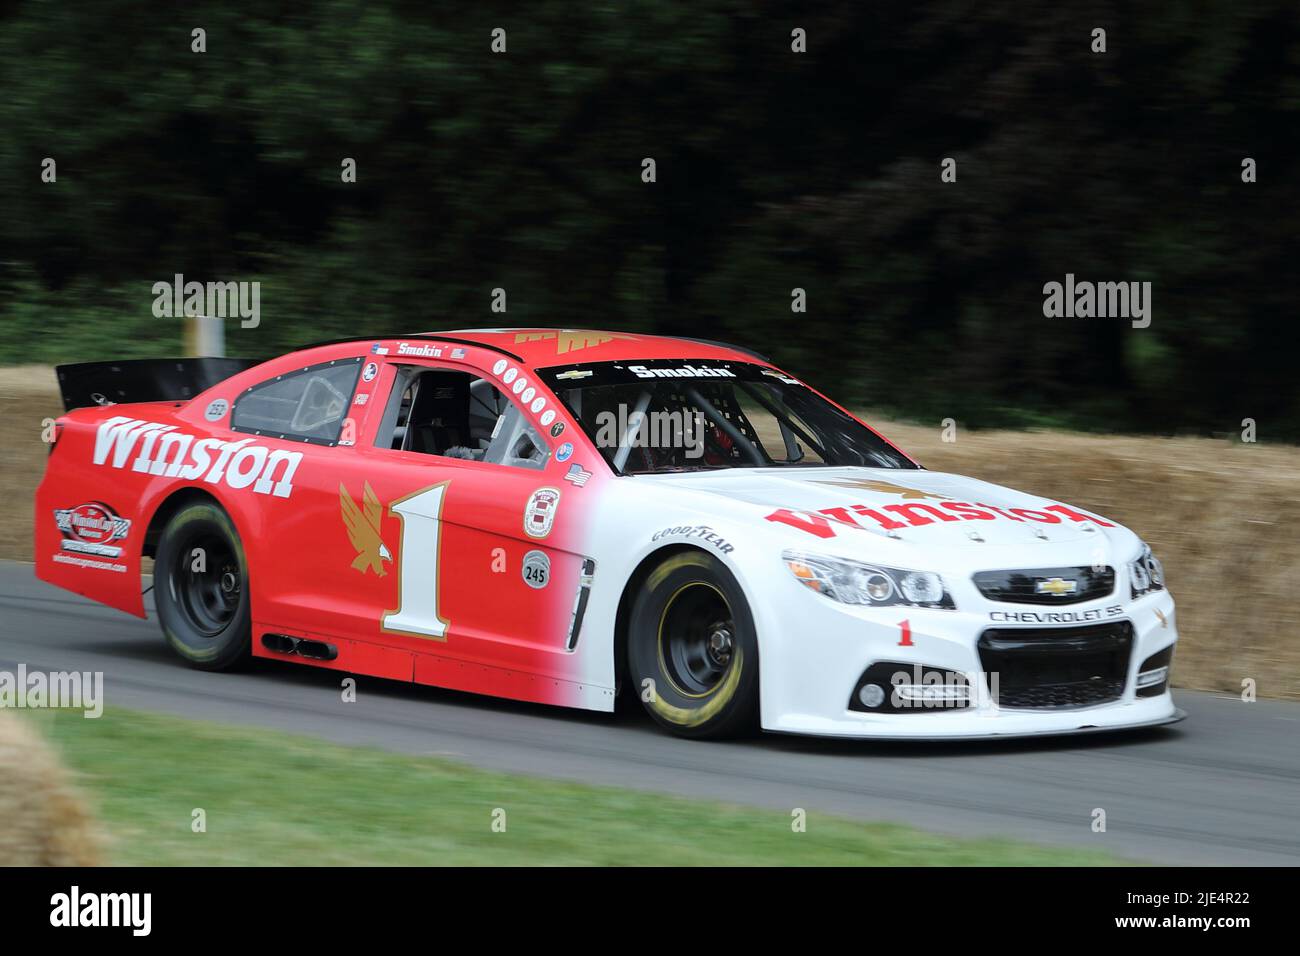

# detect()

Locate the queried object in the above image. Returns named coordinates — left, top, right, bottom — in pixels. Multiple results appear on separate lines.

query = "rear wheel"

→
left=627, top=551, right=759, bottom=738
left=154, top=501, right=251, bottom=671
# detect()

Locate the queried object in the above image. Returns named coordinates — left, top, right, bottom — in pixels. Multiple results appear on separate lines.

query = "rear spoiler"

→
left=55, top=357, right=265, bottom=412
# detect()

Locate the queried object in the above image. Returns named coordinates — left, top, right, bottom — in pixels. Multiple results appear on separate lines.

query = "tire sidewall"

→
left=628, top=550, right=759, bottom=738
left=155, top=502, right=251, bottom=670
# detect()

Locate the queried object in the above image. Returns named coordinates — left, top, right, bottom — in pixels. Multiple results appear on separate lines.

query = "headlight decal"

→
left=1129, top=543, right=1166, bottom=599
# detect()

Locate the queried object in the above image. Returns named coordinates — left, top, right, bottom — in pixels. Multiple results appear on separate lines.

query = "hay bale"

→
left=0, top=366, right=61, bottom=564
left=0, top=712, right=101, bottom=865
left=871, top=417, right=1300, bottom=700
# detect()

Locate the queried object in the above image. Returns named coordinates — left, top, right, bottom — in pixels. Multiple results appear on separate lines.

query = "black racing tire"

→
left=627, top=550, right=759, bottom=739
left=154, top=500, right=252, bottom=671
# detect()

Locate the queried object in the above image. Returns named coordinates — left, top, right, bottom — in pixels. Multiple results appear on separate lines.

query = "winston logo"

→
left=768, top=500, right=1115, bottom=539
left=93, top=417, right=302, bottom=498
left=340, top=481, right=391, bottom=575
left=55, top=502, right=131, bottom=558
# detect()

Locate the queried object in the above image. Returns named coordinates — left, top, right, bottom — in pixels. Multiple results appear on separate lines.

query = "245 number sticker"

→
left=522, top=550, right=550, bottom=589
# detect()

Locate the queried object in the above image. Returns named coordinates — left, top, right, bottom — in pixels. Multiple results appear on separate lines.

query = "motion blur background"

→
left=3, top=3, right=1300, bottom=869
left=2, top=1, right=1297, bottom=437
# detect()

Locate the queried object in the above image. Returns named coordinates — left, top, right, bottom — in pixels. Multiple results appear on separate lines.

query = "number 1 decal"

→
left=382, top=482, right=451, bottom=640
left=897, top=619, right=913, bottom=647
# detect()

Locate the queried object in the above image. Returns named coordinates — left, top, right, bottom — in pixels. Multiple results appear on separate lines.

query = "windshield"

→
left=536, top=359, right=918, bottom=475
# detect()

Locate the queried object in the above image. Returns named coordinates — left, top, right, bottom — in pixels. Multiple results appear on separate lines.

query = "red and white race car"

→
left=36, top=329, right=1182, bottom=738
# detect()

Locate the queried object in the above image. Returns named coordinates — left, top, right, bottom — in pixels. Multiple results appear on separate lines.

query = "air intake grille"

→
left=978, top=621, right=1133, bottom=709
left=973, top=566, right=1115, bottom=605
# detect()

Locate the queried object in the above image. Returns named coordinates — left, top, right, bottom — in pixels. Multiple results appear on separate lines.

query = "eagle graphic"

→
left=513, top=330, right=637, bottom=354
left=813, top=478, right=948, bottom=500
left=339, top=481, right=392, bottom=576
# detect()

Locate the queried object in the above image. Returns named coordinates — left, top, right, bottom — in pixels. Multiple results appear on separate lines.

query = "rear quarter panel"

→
left=36, top=402, right=190, bottom=616
left=35, top=400, right=303, bottom=619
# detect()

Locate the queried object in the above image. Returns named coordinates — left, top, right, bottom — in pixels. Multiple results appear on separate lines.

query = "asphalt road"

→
left=2, top=560, right=1296, bottom=865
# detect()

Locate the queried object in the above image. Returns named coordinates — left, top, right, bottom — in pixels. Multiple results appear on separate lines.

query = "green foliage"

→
left=1, top=2, right=1296, bottom=436
left=36, top=709, right=1124, bottom=865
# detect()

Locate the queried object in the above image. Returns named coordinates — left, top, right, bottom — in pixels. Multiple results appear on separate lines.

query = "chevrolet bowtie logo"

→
left=1035, top=577, right=1078, bottom=596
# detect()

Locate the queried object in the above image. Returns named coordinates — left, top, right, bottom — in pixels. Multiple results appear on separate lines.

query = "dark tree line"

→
left=2, top=1, right=1297, bottom=437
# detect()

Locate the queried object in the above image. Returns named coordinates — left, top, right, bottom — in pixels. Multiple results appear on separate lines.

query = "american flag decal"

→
left=564, top=463, right=592, bottom=487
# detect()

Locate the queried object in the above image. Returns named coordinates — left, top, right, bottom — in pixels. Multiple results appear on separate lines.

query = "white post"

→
left=184, top=315, right=225, bottom=357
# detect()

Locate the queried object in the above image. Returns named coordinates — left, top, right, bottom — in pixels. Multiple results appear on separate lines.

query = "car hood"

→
left=636, top=466, right=1123, bottom=552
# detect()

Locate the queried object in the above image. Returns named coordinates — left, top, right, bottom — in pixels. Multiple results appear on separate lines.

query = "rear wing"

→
left=55, top=357, right=264, bottom=412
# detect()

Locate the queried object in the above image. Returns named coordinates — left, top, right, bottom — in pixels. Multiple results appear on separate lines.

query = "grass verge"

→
left=34, top=708, right=1122, bottom=866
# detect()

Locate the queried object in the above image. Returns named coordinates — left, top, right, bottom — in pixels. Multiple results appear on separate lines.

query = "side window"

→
left=231, top=357, right=362, bottom=444
left=735, top=386, right=828, bottom=465
left=377, top=367, right=549, bottom=470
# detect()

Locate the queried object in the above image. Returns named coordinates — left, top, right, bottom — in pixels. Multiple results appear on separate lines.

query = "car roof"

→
left=415, top=328, right=771, bottom=368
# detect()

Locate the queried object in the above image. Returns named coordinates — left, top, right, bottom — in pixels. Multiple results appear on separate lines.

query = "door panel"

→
left=260, top=355, right=593, bottom=697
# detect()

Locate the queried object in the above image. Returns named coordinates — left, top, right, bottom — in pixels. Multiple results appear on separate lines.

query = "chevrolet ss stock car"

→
left=35, top=329, right=1183, bottom=739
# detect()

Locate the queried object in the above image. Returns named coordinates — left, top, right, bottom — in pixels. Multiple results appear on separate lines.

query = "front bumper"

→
left=756, top=581, right=1181, bottom=739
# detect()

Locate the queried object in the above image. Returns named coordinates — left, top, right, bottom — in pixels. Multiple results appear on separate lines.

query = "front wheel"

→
left=154, top=501, right=252, bottom=671
left=627, top=551, right=759, bottom=739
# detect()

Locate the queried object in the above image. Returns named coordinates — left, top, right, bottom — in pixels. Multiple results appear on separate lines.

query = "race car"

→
left=35, top=329, right=1182, bottom=739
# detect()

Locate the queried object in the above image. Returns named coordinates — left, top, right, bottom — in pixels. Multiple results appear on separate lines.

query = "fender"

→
left=596, top=505, right=758, bottom=692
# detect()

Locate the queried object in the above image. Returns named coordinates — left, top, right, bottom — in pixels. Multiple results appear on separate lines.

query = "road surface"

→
left=1, top=560, right=1295, bottom=864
